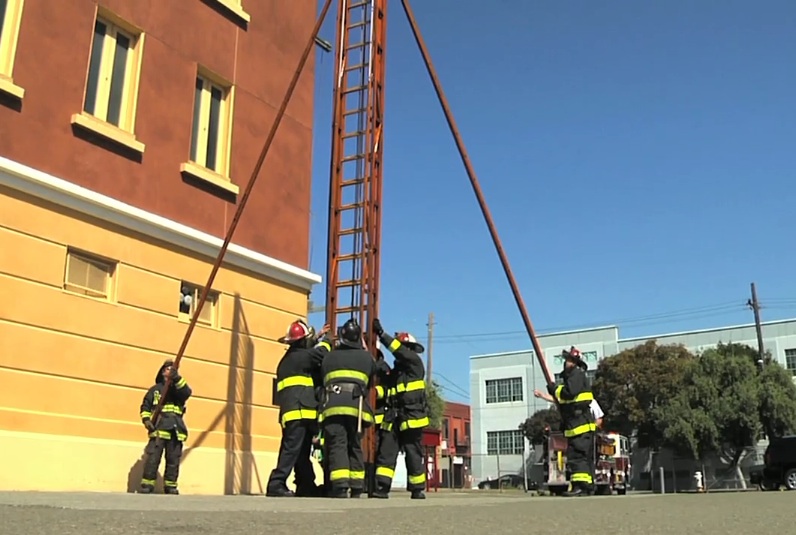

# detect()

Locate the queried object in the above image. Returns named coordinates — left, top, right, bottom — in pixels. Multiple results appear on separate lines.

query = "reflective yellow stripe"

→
left=317, top=341, right=332, bottom=351
left=324, top=369, right=369, bottom=384
left=554, top=385, right=594, bottom=404
left=375, top=413, right=384, bottom=424
left=140, top=411, right=152, bottom=419
left=161, top=404, right=183, bottom=415
left=329, top=469, right=349, bottom=481
left=382, top=422, right=393, bottom=432
left=376, top=385, right=385, bottom=399
left=564, top=422, right=597, bottom=437
left=387, top=387, right=397, bottom=397
left=149, top=429, right=186, bottom=441
left=175, top=377, right=187, bottom=389
left=396, top=379, right=425, bottom=393
left=350, top=470, right=365, bottom=481
left=571, top=472, right=593, bottom=483
left=389, top=339, right=401, bottom=351
left=164, top=480, right=178, bottom=487
left=322, top=406, right=374, bottom=422
left=399, top=416, right=429, bottom=431
left=281, top=408, right=318, bottom=427
left=141, top=478, right=156, bottom=486
left=376, top=466, right=395, bottom=479
left=277, top=375, right=315, bottom=392
left=408, top=473, right=426, bottom=485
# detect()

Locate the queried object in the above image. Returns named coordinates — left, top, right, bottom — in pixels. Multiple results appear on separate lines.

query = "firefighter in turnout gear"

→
left=139, top=360, right=192, bottom=494
left=371, top=318, right=429, bottom=500
left=547, top=346, right=597, bottom=497
left=320, top=318, right=377, bottom=498
left=266, top=320, right=332, bottom=497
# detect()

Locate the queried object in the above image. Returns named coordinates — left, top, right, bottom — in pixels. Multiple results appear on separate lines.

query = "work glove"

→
left=169, top=367, right=182, bottom=384
left=546, top=383, right=558, bottom=397
left=373, top=318, right=384, bottom=336
left=143, top=419, right=156, bottom=432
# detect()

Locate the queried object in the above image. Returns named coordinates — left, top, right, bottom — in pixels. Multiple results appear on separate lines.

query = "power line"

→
left=431, top=301, right=747, bottom=343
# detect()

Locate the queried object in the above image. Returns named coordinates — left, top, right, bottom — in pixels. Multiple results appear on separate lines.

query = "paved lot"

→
left=0, top=490, right=792, bottom=534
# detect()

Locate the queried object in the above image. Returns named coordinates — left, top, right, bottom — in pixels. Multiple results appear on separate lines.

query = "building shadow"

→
left=223, top=293, right=261, bottom=495
left=126, top=447, right=164, bottom=493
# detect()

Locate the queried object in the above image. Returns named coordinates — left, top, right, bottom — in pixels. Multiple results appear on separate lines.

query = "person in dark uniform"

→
left=266, top=319, right=331, bottom=497
left=320, top=318, right=377, bottom=498
left=547, top=346, right=596, bottom=497
left=139, top=360, right=192, bottom=494
left=371, top=318, right=429, bottom=500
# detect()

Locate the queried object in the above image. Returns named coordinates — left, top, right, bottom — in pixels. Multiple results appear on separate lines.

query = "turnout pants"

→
left=375, top=426, right=426, bottom=492
left=567, top=432, right=595, bottom=487
left=323, top=416, right=365, bottom=492
left=267, top=419, right=317, bottom=493
left=142, top=433, right=183, bottom=489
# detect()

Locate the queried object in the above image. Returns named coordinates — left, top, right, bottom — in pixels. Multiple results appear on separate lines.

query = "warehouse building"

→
left=0, top=1, right=320, bottom=494
left=469, top=318, right=796, bottom=485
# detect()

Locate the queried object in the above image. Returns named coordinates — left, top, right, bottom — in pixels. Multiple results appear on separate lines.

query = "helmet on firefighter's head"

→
left=562, top=345, right=587, bottom=371
left=395, top=331, right=425, bottom=354
left=338, top=318, right=362, bottom=346
left=278, top=319, right=311, bottom=344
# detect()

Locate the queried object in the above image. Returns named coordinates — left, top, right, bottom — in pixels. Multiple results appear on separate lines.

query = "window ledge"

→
left=0, top=76, right=25, bottom=100
left=180, top=161, right=240, bottom=195
left=70, top=112, right=145, bottom=154
left=214, top=0, right=251, bottom=23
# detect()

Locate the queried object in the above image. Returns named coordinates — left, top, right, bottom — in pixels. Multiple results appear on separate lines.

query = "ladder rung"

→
left=341, top=178, right=365, bottom=187
left=346, top=42, right=368, bottom=51
left=339, top=202, right=364, bottom=211
left=342, top=85, right=368, bottom=94
left=339, top=227, right=364, bottom=236
left=337, top=254, right=363, bottom=263
left=335, top=306, right=368, bottom=315
left=344, top=108, right=368, bottom=118
left=344, top=63, right=369, bottom=73
left=342, top=130, right=367, bottom=140
left=336, top=279, right=360, bottom=289
left=347, top=1, right=371, bottom=11
left=342, top=154, right=369, bottom=163
left=347, top=20, right=369, bottom=30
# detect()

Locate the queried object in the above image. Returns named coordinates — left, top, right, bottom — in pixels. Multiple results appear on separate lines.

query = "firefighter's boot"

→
left=139, top=484, right=154, bottom=494
left=350, top=489, right=364, bottom=499
left=564, top=483, right=588, bottom=497
left=371, top=487, right=390, bottom=499
left=410, top=490, right=426, bottom=500
left=164, top=487, right=179, bottom=495
left=266, top=485, right=295, bottom=497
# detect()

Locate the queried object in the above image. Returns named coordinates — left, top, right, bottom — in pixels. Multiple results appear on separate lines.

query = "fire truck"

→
left=543, top=430, right=631, bottom=496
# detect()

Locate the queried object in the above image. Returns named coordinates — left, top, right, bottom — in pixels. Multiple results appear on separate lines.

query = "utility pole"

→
left=747, top=282, right=765, bottom=367
left=427, top=312, right=435, bottom=382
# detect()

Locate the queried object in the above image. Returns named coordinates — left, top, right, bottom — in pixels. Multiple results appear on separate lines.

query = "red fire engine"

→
left=543, top=430, right=631, bottom=496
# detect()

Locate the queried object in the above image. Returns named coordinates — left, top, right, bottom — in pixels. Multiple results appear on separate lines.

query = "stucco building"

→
left=469, top=318, right=796, bottom=484
left=0, top=0, right=320, bottom=494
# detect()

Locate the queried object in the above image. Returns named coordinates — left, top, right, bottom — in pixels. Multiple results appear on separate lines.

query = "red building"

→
left=441, top=401, right=472, bottom=488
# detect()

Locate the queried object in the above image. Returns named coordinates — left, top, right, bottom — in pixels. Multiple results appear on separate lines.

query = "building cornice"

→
left=0, top=156, right=322, bottom=292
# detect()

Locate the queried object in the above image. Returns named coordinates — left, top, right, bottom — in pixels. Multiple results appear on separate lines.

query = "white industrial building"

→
left=469, top=318, right=796, bottom=486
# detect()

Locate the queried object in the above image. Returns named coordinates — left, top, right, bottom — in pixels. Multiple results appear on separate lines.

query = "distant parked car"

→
left=749, top=435, right=796, bottom=491
left=477, top=474, right=524, bottom=490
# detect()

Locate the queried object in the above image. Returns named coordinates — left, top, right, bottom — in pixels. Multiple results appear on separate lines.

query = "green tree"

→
left=758, top=359, right=796, bottom=438
left=519, top=408, right=561, bottom=445
left=425, top=380, right=445, bottom=430
left=592, top=340, right=694, bottom=448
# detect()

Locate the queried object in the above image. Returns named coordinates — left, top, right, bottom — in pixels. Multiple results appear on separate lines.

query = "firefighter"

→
left=371, top=318, right=429, bottom=500
left=546, top=346, right=596, bottom=497
left=266, top=320, right=332, bottom=497
left=139, top=359, right=192, bottom=494
left=320, top=318, right=377, bottom=498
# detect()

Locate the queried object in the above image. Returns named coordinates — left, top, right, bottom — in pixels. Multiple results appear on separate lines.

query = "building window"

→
left=72, top=10, right=145, bottom=153
left=63, top=250, right=115, bottom=300
left=486, top=430, right=524, bottom=455
left=179, top=282, right=219, bottom=327
left=0, top=0, right=25, bottom=99
left=465, top=421, right=471, bottom=441
left=83, top=14, right=144, bottom=132
left=442, top=418, right=449, bottom=440
left=785, top=349, right=796, bottom=376
left=485, top=377, right=523, bottom=404
left=191, top=72, right=234, bottom=174
left=212, top=0, right=251, bottom=24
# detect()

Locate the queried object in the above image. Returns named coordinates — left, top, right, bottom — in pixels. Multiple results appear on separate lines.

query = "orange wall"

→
left=0, top=184, right=319, bottom=494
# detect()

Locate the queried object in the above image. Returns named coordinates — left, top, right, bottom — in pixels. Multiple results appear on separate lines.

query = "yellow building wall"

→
left=0, top=184, right=322, bottom=494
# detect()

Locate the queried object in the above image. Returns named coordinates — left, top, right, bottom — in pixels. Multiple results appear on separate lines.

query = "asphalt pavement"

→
left=1, top=490, right=792, bottom=535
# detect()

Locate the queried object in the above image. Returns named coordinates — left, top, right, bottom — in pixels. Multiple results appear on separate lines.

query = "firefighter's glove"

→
left=546, top=383, right=558, bottom=397
left=373, top=318, right=384, bottom=336
left=143, top=419, right=156, bottom=432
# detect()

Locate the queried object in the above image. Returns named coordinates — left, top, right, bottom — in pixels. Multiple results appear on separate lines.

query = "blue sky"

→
left=304, top=0, right=796, bottom=403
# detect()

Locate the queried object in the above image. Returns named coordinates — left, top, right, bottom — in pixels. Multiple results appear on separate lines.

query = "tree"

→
left=519, top=408, right=561, bottom=445
left=758, top=360, right=796, bottom=438
left=592, top=340, right=694, bottom=448
left=425, top=380, right=445, bottom=430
